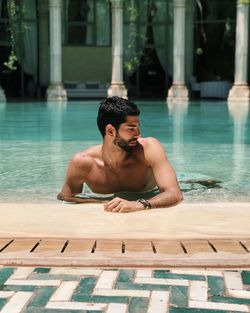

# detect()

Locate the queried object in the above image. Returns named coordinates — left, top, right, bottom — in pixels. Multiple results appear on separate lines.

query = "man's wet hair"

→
left=97, top=96, right=140, bottom=137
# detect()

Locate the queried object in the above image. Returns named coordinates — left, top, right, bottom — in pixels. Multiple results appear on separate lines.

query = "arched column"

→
left=38, top=0, right=49, bottom=92
left=46, top=0, right=67, bottom=101
left=228, top=0, right=250, bottom=101
left=167, top=0, right=189, bottom=102
left=0, top=86, right=6, bottom=102
left=108, top=0, right=127, bottom=99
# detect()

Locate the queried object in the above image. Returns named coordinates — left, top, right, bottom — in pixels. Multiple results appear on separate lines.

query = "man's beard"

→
left=114, top=133, right=138, bottom=153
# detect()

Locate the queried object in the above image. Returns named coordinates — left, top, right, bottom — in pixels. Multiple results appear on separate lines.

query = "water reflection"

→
left=46, top=101, right=67, bottom=192
left=227, top=101, right=249, bottom=184
left=46, top=101, right=67, bottom=140
left=46, top=100, right=67, bottom=111
left=167, top=101, right=188, bottom=166
left=0, top=101, right=6, bottom=113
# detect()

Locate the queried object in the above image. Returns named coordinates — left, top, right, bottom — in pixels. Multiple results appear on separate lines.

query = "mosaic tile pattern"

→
left=0, top=267, right=250, bottom=312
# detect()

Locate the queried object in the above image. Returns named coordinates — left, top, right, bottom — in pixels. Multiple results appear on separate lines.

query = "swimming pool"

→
left=0, top=100, right=249, bottom=203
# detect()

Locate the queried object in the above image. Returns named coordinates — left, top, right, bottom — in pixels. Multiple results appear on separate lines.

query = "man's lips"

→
left=129, top=140, right=138, bottom=145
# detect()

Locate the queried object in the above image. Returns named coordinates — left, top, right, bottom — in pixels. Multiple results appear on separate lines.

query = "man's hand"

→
left=103, top=197, right=145, bottom=213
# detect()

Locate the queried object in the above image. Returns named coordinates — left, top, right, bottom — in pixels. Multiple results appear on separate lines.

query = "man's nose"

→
left=134, top=128, right=141, bottom=138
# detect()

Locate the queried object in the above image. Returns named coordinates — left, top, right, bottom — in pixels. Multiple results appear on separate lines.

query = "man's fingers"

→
left=103, top=197, right=120, bottom=206
left=104, top=202, right=123, bottom=212
left=103, top=199, right=143, bottom=213
left=111, top=203, right=123, bottom=213
left=103, top=198, right=122, bottom=211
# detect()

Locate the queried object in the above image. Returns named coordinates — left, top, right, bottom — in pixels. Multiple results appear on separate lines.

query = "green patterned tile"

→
left=26, top=287, right=56, bottom=308
left=128, top=297, right=149, bottom=313
left=116, top=269, right=135, bottom=283
left=24, top=309, right=96, bottom=313
left=73, top=276, right=97, bottom=295
left=207, top=276, right=225, bottom=296
left=34, top=268, right=51, bottom=274
left=153, top=270, right=170, bottom=278
left=170, top=307, right=241, bottom=313
left=241, top=270, right=250, bottom=285
left=30, top=273, right=80, bottom=281
left=154, top=270, right=205, bottom=281
left=72, top=294, right=129, bottom=303
left=210, top=295, right=250, bottom=305
left=2, top=285, right=37, bottom=292
left=0, top=268, right=15, bottom=285
left=170, top=286, right=188, bottom=307
left=0, top=299, right=7, bottom=310
left=116, top=282, right=169, bottom=291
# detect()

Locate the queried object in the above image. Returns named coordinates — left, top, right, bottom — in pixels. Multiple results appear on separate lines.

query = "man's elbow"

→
left=173, top=190, right=183, bottom=205
left=57, top=192, right=64, bottom=201
left=57, top=192, right=72, bottom=202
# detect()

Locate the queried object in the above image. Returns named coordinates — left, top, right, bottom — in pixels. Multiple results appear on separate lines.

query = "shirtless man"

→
left=57, top=96, right=183, bottom=213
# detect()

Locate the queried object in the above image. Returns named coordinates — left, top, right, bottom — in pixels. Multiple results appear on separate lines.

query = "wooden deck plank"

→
left=0, top=238, right=250, bottom=267
left=209, top=239, right=247, bottom=254
left=153, top=240, right=184, bottom=254
left=95, top=240, right=122, bottom=253
left=63, top=239, right=94, bottom=254
left=123, top=240, right=153, bottom=253
left=0, top=239, right=13, bottom=251
left=2, top=239, right=39, bottom=253
left=33, top=239, right=66, bottom=254
left=182, top=240, right=214, bottom=254
left=239, top=240, right=250, bottom=252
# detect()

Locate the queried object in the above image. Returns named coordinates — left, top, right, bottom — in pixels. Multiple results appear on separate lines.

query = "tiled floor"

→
left=0, top=267, right=250, bottom=312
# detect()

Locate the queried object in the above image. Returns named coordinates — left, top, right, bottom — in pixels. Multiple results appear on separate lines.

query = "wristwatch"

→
left=138, top=198, right=152, bottom=210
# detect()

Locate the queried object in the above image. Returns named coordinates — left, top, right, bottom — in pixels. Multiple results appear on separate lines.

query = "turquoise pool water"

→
left=0, top=100, right=249, bottom=203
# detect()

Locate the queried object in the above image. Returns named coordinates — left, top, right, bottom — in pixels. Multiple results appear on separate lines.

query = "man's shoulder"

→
left=138, top=137, right=166, bottom=164
left=138, top=137, right=162, bottom=148
left=70, top=145, right=102, bottom=168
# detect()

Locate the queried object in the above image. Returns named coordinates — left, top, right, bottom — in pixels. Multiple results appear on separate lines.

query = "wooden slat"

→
left=239, top=240, right=250, bottom=252
left=153, top=240, right=184, bottom=254
left=33, top=239, right=66, bottom=254
left=0, top=238, right=250, bottom=267
left=2, top=239, right=39, bottom=253
left=63, top=239, right=94, bottom=254
left=0, top=239, right=13, bottom=251
left=209, top=239, right=247, bottom=254
left=182, top=240, right=213, bottom=255
left=95, top=240, right=122, bottom=253
left=124, top=240, right=153, bottom=253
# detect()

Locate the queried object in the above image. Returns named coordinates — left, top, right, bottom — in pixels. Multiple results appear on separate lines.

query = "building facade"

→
left=0, top=0, right=249, bottom=101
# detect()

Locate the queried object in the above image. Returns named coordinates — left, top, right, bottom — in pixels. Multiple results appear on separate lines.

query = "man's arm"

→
left=104, top=138, right=183, bottom=213
left=143, top=137, right=183, bottom=208
left=57, top=153, right=105, bottom=204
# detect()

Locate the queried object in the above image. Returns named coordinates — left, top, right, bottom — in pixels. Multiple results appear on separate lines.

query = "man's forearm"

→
left=147, top=190, right=183, bottom=209
left=57, top=193, right=106, bottom=204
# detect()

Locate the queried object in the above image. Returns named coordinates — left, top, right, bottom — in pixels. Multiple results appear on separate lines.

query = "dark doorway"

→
left=194, top=0, right=236, bottom=82
left=126, top=0, right=166, bottom=99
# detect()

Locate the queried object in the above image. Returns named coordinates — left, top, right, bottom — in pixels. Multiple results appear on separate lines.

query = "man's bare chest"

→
left=85, top=162, right=154, bottom=193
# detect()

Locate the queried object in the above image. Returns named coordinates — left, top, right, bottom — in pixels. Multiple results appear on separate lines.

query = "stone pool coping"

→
left=0, top=202, right=249, bottom=239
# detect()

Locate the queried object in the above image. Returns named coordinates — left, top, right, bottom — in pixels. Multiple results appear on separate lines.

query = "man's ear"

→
left=106, top=124, right=116, bottom=137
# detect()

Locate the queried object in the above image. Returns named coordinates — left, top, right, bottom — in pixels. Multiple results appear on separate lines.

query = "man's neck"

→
left=103, top=141, right=129, bottom=159
left=102, top=140, right=134, bottom=172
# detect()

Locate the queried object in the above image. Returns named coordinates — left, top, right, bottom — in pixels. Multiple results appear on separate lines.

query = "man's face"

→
left=114, top=115, right=141, bottom=152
